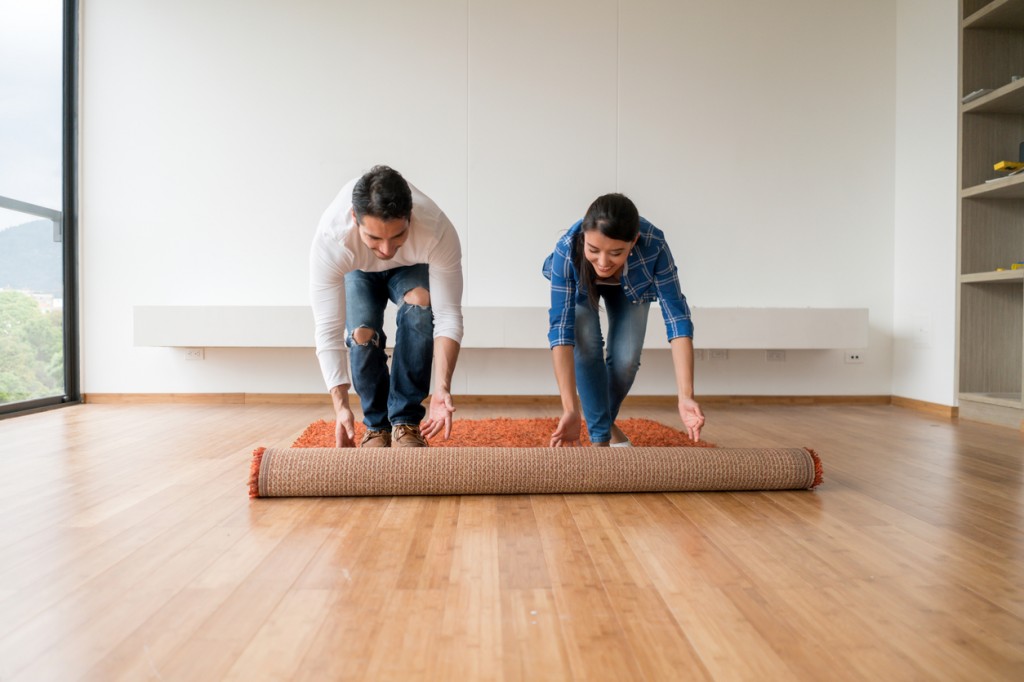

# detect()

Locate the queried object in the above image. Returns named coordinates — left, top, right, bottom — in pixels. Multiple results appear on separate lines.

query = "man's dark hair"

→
left=351, top=165, right=413, bottom=222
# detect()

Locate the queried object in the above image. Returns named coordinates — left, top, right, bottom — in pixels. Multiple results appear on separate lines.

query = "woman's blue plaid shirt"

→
left=543, top=217, right=694, bottom=348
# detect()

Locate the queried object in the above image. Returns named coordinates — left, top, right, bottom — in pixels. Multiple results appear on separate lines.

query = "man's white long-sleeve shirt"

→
left=309, top=179, right=464, bottom=390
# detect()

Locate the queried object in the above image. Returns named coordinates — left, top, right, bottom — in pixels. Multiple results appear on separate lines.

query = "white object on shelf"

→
left=962, top=88, right=993, bottom=103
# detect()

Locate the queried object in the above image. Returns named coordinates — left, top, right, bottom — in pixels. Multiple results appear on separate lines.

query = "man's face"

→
left=354, top=210, right=410, bottom=260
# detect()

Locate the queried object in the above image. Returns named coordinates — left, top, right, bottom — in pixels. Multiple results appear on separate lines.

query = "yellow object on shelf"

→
left=1011, top=263, right=1024, bottom=270
left=993, top=160, right=1024, bottom=172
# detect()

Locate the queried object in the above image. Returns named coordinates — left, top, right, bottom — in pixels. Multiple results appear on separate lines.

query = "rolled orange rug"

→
left=249, top=446, right=822, bottom=498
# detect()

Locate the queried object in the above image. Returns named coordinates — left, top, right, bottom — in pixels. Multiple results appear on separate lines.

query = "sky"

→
left=0, top=1, right=64, bottom=231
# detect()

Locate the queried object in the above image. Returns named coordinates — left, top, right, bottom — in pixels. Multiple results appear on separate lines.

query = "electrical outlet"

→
left=911, top=313, right=931, bottom=348
left=766, top=350, right=786, bottom=362
left=710, top=349, right=729, bottom=361
left=844, top=351, right=864, bottom=364
left=183, top=348, right=205, bottom=361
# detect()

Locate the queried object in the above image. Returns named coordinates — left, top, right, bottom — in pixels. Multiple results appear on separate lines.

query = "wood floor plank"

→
left=496, top=495, right=552, bottom=591
left=531, top=495, right=647, bottom=681
left=291, top=497, right=451, bottom=681
left=7, top=509, right=249, bottom=680
left=609, top=493, right=804, bottom=680
left=725, top=584, right=928, bottom=680
left=79, top=587, right=235, bottom=682
left=0, top=456, right=248, bottom=628
left=291, top=498, right=392, bottom=590
left=0, top=482, right=244, bottom=656
left=499, top=588, right=574, bottom=682
left=432, top=495, right=503, bottom=681
left=92, top=501, right=382, bottom=682
left=822, top=576, right=1023, bottom=680
left=565, top=494, right=713, bottom=680
left=221, top=588, right=335, bottom=681
left=149, top=502, right=336, bottom=681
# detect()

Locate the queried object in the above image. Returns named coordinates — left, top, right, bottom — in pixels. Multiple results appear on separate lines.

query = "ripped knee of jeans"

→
left=351, top=326, right=380, bottom=347
left=403, top=286, right=430, bottom=308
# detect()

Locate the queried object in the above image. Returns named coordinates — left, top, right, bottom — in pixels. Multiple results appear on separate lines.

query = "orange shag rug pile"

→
left=291, top=417, right=714, bottom=449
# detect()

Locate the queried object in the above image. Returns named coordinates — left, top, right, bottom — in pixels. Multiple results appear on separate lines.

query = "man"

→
left=310, top=165, right=463, bottom=447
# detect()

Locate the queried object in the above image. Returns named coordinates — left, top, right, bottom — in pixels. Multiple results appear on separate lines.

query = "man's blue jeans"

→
left=574, top=285, right=650, bottom=443
left=345, top=264, right=433, bottom=431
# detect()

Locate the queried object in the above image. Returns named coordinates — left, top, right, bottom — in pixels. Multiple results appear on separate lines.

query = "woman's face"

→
left=583, top=230, right=636, bottom=277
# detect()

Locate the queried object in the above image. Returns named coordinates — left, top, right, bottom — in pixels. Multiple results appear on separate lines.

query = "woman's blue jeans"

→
left=344, top=264, right=433, bottom=431
left=574, top=285, right=650, bottom=443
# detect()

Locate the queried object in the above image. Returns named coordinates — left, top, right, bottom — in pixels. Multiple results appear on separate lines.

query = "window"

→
left=0, top=0, right=78, bottom=417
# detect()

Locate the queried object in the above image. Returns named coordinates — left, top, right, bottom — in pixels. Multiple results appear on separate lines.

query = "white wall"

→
left=892, top=0, right=959, bottom=406
left=80, top=0, right=952, bottom=399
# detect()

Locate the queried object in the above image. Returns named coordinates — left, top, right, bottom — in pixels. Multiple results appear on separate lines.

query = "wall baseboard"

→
left=82, top=393, right=333, bottom=405
left=890, top=395, right=958, bottom=418
left=693, top=395, right=892, bottom=406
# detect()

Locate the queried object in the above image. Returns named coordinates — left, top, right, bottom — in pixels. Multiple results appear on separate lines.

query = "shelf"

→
left=958, top=392, right=1024, bottom=427
left=959, top=391, right=1024, bottom=409
left=964, top=0, right=1024, bottom=29
left=960, top=269, right=1024, bottom=283
left=962, top=78, right=1024, bottom=113
left=962, top=173, right=1024, bottom=198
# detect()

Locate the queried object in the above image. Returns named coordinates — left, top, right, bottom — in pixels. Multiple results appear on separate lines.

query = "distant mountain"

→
left=0, top=220, right=64, bottom=297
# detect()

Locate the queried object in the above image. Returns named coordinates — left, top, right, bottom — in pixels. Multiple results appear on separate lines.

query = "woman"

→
left=543, top=193, right=704, bottom=446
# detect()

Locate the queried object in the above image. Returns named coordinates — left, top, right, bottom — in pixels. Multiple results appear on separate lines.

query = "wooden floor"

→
left=0, top=401, right=1022, bottom=681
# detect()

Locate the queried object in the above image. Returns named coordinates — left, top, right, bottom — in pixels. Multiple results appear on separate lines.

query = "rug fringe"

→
left=805, top=448, right=824, bottom=488
left=249, top=447, right=266, bottom=498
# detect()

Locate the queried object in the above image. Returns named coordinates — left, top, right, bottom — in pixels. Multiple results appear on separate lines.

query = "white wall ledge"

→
left=134, top=305, right=869, bottom=350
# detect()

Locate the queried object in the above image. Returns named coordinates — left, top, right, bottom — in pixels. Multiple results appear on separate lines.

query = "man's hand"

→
left=550, top=409, right=581, bottom=447
left=329, top=384, right=356, bottom=447
left=421, top=389, right=456, bottom=440
left=678, top=397, right=705, bottom=443
left=335, top=405, right=356, bottom=447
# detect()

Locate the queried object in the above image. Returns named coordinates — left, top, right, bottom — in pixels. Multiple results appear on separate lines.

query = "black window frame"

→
left=0, top=0, right=80, bottom=419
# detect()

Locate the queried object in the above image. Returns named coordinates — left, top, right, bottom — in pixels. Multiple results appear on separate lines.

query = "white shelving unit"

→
left=957, top=0, right=1024, bottom=427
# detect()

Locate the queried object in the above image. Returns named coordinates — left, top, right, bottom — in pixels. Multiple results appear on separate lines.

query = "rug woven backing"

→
left=250, top=446, right=821, bottom=497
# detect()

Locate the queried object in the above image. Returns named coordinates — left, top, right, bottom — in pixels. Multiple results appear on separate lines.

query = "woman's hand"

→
left=678, top=397, right=705, bottom=442
left=422, top=389, right=457, bottom=440
left=550, top=409, right=582, bottom=447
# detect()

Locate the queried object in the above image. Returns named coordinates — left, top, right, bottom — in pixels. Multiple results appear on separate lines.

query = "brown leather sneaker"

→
left=359, top=429, right=391, bottom=448
left=392, top=424, right=428, bottom=447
